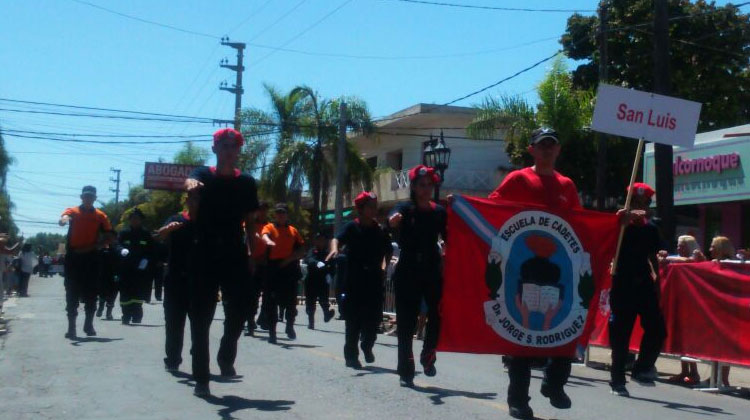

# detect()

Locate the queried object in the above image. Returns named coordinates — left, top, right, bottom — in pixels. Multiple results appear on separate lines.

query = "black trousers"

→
left=394, top=262, right=442, bottom=380
left=164, top=273, right=190, bottom=367
left=343, top=286, right=383, bottom=362
left=152, top=263, right=165, bottom=301
left=506, top=357, right=571, bottom=406
left=120, top=270, right=150, bottom=322
left=609, top=276, right=667, bottom=386
left=262, top=261, right=299, bottom=330
left=305, top=275, right=330, bottom=317
left=247, top=263, right=266, bottom=327
left=189, top=254, right=252, bottom=384
left=18, top=272, right=31, bottom=296
left=98, top=267, right=118, bottom=309
left=64, top=251, right=100, bottom=317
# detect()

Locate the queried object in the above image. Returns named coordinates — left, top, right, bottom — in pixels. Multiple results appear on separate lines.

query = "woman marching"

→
left=388, top=165, right=447, bottom=387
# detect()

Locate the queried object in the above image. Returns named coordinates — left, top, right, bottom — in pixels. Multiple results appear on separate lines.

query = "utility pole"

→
left=653, top=0, right=676, bottom=250
left=334, top=101, right=347, bottom=235
left=219, top=36, right=246, bottom=131
left=595, top=1, right=609, bottom=211
left=109, top=168, right=121, bottom=203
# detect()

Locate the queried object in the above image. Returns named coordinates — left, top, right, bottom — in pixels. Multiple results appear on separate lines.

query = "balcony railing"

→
left=390, top=168, right=498, bottom=192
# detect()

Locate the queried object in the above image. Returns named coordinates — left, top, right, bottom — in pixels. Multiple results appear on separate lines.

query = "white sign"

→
left=591, top=84, right=701, bottom=148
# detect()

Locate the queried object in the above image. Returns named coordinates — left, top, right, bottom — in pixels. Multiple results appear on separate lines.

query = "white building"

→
left=324, top=103, right=512, bottom=216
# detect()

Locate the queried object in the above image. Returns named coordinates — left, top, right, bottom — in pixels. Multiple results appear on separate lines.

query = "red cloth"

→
left=488, top=167, right=582, bottom=210
left=589, top=262, right=750, bottom=366
left=438, top=195, right=618, bottom=357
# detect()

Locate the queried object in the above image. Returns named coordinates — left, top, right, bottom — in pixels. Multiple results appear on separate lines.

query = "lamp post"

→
left=422, top=130, right=452, bottom=202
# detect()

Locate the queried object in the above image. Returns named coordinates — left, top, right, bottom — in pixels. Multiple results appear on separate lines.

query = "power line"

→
left=0, top=108, right=223, bottom=124
left=248, top=0, right=309, bottom=42
left=381, top=0, right=596, bottom=13
left=69, top=0, right=218, bottom=39
left=0, top=129, right=209, bottom=139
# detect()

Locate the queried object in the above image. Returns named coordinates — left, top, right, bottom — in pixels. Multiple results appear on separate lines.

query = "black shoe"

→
left=132, top=317, right=142, bottom=324
left=399, top=376, right=415, bottom=388
left=268, top=329, right=277, bottom=344
left=244, top=329, right=255, bottom=337
left=96, top=306, right=104, bottom=317
left=508, top=404, right=534, bottom=420
left=363, top=348, right=375, bottom=364
left=121, top=317, right=130, bottom=325
left=164, top=359, right=179, bottom=372
left=632, top=371, right=656, bottom=386
left=308, top=316, right=314, bottom=330
left=105, top=307, right=114, bottom=320
left=220, top=366, right=238, bottom=378
left=540, top=385, right=571, bottom=409
left=421, top=350, right=437, bottom=377
left=345, top=359, right=362, bottom=369
left=83, top=324, right=96, bottom=337
left=286, top=324, right=296, bottom=340
left=324, top=309, right=335, bottom=323
left=65, top=316, right=77, bottom=339
left=610, top=383, right=630, bottom=397
left=194, top=382, right=210, bottom=397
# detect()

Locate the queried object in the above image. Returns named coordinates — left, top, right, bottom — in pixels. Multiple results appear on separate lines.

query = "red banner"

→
left=143, top=162, right=203, bottom=191
left=439, top=196, right=619, bottom=357
left=589, top=262, right=750, bottom=366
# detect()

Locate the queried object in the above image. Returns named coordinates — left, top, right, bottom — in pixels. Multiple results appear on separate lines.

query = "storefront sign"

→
left=143, top=162, right=203, bottom=191
left=673, top=153, right=740, bottom=176
left=592, top=84, right=702, bottom=147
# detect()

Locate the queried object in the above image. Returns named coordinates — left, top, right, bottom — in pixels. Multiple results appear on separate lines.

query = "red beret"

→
left=408, top=165, right=440, bottom=184
left=213, top=128, right=244, bottom=147
left=628, top=182, right=655, bottom=199
left=354, top=191, right=377, bottom=207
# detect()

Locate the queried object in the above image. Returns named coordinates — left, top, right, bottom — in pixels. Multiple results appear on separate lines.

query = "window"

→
left=366, top=156, right=378, bottom=170
left=385, top=150, right=403, bottom=170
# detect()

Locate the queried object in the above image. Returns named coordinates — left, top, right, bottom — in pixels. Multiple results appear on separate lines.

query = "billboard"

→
left=144, top=162, right=203, bottom=191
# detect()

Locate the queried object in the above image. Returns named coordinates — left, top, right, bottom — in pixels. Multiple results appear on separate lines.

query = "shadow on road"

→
left=70, top=337, right=124, bottom=346
left=628, top=395, right=732, bottom=416
left=530, top=374, right=596, bottom=388
left=410, top=384, right=497, bottom=405
left=124, top=323, right=164, bottom=328
left=202, top=394, right=294, bottom=419
left=170, top=370, right=244, bottom=384
left=279, top=343, right=321, bottom=350
left=354, top=365, right=400, bottom=377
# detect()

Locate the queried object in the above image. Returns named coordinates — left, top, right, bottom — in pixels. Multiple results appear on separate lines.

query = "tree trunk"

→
left=309, top=140, right=323, bottom=237
left=321, top=168, right=330, bottom=216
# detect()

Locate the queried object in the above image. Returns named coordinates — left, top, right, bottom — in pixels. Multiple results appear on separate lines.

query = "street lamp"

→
left=422, top=131, right=451, bottom=201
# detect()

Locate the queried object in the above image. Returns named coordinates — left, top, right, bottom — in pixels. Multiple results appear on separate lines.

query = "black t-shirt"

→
left=163, top=213, right=196, bottom=278
left=615, top=220, right=662, bottom=280
left=337, top=220, right=391, bottom=272
left=190, top=166, right=259, bottom=252
left=391, top=201, right=447, bottom=264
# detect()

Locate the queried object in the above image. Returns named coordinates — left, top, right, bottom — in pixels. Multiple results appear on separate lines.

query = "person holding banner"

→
left=388, top=166, right=447, bottom=387
left=486, top=128, right=580, bottom=419
left=328, top=192, right=391, bottom=368
left=609, top=183, right=667, bottom=397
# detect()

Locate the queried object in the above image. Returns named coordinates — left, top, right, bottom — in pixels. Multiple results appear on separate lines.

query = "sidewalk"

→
left=588, top=346, right=750, bottom=389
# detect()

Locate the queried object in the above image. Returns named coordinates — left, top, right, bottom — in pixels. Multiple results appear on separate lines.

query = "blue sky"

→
left=0, top=0, right=737, bottom=236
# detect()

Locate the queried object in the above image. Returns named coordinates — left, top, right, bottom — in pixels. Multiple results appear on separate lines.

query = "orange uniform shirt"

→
left=261, top=223, right=304, bottom=261
left=61, top=206, right=113, bottom=250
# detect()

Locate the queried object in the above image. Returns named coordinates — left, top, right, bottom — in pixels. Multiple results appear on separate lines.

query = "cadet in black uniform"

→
left=150, top=240, right=168, bottom=302
left=610, top=183, right=667, bottom=397
left=304, top=234, right=335, bottom=330
left=388, top=166, right=447, bottom=387
left=118, top=208, right=155, bottom=325
left=329, top=192, right=391, bottom=368
left=96, top=244, right=118, bottom=320
left=158, top=189, right=199, bottom=372
left=185, top=128, right=258, bottom=397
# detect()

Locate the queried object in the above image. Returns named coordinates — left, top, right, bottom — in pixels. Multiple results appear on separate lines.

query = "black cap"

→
left=81, top=185, right=97, bottom=196
left=274, top=203, right=288, bottom=213
left=529, top=127, right=559, bottom=145
left=129, top=207, right=145, bottom=219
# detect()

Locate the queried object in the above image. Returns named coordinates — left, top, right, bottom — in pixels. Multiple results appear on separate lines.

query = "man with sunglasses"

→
left=184, top=128, right=259, bottom=397
left=488, top=127, right=581, bottom=419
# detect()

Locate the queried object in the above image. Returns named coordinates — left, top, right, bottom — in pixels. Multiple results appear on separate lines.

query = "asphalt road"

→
left=0, top=276, right=746, bottom=420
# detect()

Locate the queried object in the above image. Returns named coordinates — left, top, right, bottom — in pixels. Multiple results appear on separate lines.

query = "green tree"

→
left=173, top=142, right=209, bottom=165
left=562, top=0, right=750, bottom=130
left=25, top=232, right=66, bottom=255
left=0, top=127, right=18, bottom=238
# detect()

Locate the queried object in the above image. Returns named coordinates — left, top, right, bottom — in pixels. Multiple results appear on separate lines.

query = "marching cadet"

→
left=96, top=244, right=118, bottom=321
left=388, top=166, right=447, bottom=387
left=610, top=183, right=667, bottom=397
left=486, top=128, right=580, bottom=419
left=247, top=202, right=270, bottom=337
left=118, top=207, right=155, bottom=325
left=304, top=233, right=336, bottom=330
left=157, top=188, right=199, bottom=372
left=59, top=185, right=114, bottom=339
left=184, top=128, right=259, bottom=397
left=261, top=203, right=305, bottom=343
left=328, top=192, right=391, bottom=368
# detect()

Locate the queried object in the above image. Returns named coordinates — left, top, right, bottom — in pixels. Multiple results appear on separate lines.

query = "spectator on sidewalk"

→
left=708, top=235, right=736, bottom=387
left=18, top=244, right=37, bottom=297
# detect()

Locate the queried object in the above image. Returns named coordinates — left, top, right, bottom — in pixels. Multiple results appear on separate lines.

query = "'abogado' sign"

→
left=144, top=162, right=203, bottom=191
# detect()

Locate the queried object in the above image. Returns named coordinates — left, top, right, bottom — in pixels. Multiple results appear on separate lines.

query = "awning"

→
left=319, top=208, right=354, bottom=225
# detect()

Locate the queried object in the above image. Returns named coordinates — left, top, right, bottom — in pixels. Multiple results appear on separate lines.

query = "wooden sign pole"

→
left=611, top=138, right=646, bottom=275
